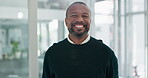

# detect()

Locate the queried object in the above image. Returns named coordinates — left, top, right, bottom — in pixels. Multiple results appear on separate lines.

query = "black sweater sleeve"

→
left=42, top=51, right=51, bottom=78
left=106, top=53, right=119, bottom=78
left=97, top=39, right=119, bottom=78
left=42, top=44, right=57, bottom=78
left=113, top=57, right=119, bottom=78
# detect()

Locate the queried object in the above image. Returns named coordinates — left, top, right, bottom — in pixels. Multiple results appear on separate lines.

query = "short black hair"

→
left=65, top=2, right=89, bottom=18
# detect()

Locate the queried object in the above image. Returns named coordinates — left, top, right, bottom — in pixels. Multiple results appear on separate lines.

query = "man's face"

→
left=65, top=3, right=91, bottom=37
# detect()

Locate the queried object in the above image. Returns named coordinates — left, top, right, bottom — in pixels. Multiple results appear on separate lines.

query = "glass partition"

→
left=94, top=0, right=115, bottom=51
left=132, top=14, right=145, bottom=78
left=114, top=0, right=147, bottom=78
left=132, top=0, right=144, bottom=12
left=0, top=0, right=29, bottom=78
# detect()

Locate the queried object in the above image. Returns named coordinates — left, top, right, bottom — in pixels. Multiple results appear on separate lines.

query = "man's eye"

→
left=82, top=15, right=89, bottom=18
left=71, top=15, right=77, bottom=17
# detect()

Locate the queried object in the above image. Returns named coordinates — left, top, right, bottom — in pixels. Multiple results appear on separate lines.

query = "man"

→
left=42, top=1, right=119, bottom=78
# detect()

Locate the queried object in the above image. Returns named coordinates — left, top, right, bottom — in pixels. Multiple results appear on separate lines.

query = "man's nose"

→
left=76, top=16, right=84, bottom=22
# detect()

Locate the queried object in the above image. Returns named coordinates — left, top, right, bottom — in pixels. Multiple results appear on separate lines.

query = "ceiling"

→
left=0, top=0, right=105, bottom=27
left=0, top=0, right=105, bottom=9
left=39, top=0, right=105, bottom=9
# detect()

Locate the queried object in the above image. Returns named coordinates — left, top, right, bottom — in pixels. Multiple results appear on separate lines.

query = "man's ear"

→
left=90, top=18, right=91, bottom=23
left=65, top=18, right=68, bottom=26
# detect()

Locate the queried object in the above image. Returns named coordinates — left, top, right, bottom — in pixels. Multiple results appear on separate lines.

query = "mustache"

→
left=71, top=22, right=87, bottom=26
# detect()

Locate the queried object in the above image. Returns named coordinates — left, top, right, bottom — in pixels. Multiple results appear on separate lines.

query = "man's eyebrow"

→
left=69, top=12, right=89, bottom=14
left=69, top=12, right=77, bottom=14
left=83, top=13, right=89, bottom=15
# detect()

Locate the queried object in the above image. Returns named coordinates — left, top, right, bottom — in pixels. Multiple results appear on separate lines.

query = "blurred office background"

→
left=0, top=0, right=147, bottom=78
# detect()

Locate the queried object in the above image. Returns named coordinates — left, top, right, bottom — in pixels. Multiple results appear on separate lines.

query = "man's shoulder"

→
left=90, top=37, right=114, bottom=52
left=45, top=38, right=67, bottom=54
left=90, top=37, right=117, bottom=58
left=54, top=38, right=68, bottom=46
left=90, top=36, right=103, bottom=44
left=48, top=38, right=68, bottom=49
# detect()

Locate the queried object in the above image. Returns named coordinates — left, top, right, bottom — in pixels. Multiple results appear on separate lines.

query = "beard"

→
left=68, top=24, right=89, bottom=38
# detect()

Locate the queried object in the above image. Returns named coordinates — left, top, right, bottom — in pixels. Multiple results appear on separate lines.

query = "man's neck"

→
left=68, top=34, right=89, bottom=44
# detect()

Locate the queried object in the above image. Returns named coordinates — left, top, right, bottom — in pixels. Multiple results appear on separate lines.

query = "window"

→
left=0, top=0, right=29, bottom=78
left=114, top=0, right=147, bottom=78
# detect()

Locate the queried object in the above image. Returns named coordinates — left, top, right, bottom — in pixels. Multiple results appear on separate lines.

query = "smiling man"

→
left=42, top=2, right=119, bottom=78
left=65, top=2, right=90, bottom=41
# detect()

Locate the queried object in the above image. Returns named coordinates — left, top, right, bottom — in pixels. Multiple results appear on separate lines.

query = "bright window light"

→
left=95, top=1, right=113, bottom=14
left=17, top=12, right=24, bottom=19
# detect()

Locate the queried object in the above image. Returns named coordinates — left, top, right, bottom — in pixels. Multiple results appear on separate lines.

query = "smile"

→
left=74, top=25, right=84, bottom=28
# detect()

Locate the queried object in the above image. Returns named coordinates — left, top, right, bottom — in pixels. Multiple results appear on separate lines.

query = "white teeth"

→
left=75, top=25, right=83, bottom=28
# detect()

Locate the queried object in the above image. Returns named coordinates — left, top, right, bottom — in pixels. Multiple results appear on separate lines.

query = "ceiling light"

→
left=17, top=12, right=24, bottom=19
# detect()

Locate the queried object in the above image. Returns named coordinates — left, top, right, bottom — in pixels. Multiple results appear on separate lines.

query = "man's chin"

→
left=73, top=32, right=87, bottom=38
left=75, top=34, right=84, bottom=37
left=69, top=28, right=89, bottom=37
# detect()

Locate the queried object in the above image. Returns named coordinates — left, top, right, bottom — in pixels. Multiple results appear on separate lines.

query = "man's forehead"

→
left=67, top=3, right=90, bottom=13
left=65, top=2, right=91, bottom=17
left=68, top=3, right=88, bottom=9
